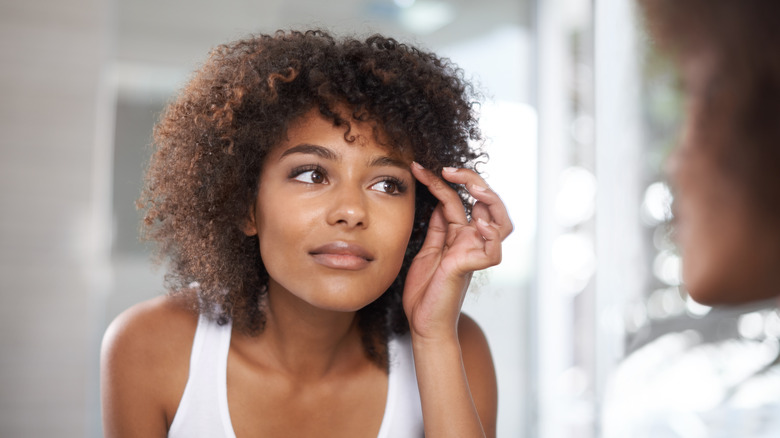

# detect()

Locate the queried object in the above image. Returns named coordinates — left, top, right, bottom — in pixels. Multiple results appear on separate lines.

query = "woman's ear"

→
left=241, top=204, right=258, bottom=236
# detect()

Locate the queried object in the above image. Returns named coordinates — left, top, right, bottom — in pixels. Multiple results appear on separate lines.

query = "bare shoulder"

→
left=457, top=313, right=493, bottom=361
left=102, top=295, right=198, bottom=355
left=458, top=313, right=498, bottom=438
left=101, top=295, right=198, bottom=437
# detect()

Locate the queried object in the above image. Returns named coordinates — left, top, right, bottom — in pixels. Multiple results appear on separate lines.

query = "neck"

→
left=248, top=282, right=366, bottom=379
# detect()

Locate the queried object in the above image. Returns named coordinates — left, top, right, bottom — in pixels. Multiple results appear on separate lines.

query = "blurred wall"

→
left=0, top=0, right=107, bottom=437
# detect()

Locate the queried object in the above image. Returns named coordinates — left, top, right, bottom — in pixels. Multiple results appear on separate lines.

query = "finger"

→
left=411, top=162, right=468, bottom=226
left=475, top=217, right=502, bottom=266
left=447, top=218, right=502, bottom=273
left=471, top=200, right=491, bottom=225
left=453, top=218, right=502, bottom=273
left=441, top=167, right=513, bottom=240
left=419, top=204, right=447, bottom=252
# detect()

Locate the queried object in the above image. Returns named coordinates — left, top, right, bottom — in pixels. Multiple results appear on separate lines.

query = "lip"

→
left=309, top=241, right=374, bottom=270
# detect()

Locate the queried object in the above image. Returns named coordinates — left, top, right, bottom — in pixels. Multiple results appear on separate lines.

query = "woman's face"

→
left=246, top=108, right=416, bottom=312
left=668, top=52, right=780, bottom=305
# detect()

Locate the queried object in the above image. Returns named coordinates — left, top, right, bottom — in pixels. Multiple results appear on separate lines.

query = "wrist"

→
left=407, top=310, right=461, bottom=343
left=410, top=328, right=461, bottom=352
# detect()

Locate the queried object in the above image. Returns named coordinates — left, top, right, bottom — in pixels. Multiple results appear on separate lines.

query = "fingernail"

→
left=477, top=217, right=489, bottom=227
left=442, top=166, right=458, bottom=173
left=411, top=161, right=424, bottom=170
left=471, top=184, right=488, bottom=193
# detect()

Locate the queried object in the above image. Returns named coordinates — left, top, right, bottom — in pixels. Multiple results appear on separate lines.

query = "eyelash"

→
left=373, top=177, right=407, bottom=196
left=289, top=164, right=327, bottom=183
left=288, top=165, right=408, bottom=195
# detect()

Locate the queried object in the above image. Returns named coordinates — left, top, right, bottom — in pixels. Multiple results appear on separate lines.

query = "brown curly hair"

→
left=139, top=29, right=484, bottom=361
left=639, top=0, right=780, bottom=224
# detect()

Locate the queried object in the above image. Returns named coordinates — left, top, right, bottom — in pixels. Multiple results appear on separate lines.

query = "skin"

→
left=101, top=108, right=512, bottom=437
left=248, top=112, right=416, bottom=314
left=667, top=51, right=780, bottom=305
left=404, top=162, right=511, bottom=437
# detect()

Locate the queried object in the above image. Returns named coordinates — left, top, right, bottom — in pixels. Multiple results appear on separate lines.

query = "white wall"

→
left=0, top=0, right=107, bottom=436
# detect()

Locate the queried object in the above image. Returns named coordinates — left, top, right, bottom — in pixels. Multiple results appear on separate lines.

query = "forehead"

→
left=278, top=107, right=413, bottom=161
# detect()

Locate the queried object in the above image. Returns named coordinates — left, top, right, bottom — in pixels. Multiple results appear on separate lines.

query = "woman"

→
left=100, top=30, right=511, bottom=437
left=602, top=3, right=780, bottom=437
left=641, top=0, right=780, bottom=304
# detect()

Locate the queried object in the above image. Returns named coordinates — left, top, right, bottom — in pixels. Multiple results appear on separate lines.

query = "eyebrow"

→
left=279, top=144, right=337, bottom=161
left=368, top=155, right=409, bottom=170
left=279, top=143, right=410, bottom=171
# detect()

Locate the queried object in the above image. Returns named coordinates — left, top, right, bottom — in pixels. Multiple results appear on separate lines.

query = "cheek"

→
left=377, top=201, right=416, bottom=274
left=255, top=197, right=316, bottom=268
left=670, top=151, right=730, bottom=301
left=393, top=201, right=417, bottom=247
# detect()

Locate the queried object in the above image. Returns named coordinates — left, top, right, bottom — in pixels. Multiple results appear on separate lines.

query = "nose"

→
left=326, top=185, right=368, bottom=228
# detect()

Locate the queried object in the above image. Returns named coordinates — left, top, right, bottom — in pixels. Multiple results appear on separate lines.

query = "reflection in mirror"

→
left=101, top=1, right=535, bottom=437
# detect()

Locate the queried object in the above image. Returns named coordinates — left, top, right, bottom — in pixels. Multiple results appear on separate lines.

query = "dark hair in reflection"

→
left=139, top=29, right=484, bottom=364
left=640, top=0, right=780, bottom=223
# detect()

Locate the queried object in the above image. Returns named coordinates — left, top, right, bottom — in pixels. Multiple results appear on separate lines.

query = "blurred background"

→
left=3, top=0, right=778, bottom=437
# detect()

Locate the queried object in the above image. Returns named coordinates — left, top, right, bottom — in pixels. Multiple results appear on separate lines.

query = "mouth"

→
left=309, top=242, right=374, bottom=270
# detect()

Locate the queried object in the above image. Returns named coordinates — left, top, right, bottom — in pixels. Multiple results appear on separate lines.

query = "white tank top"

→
left=168, top=314, right=424, bottom=437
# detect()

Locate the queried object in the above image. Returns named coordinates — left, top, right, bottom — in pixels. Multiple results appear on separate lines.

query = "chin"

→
left=679, top=221, right=780, bottom=306
left=302, top=287, right=387, bottom=313
left=684, top=264, right=780, bottom=306
left=308, top=298, right=381, bottom=313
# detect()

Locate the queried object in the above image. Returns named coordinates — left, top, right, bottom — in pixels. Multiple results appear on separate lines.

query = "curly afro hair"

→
left=139, top=29, right=485, bottom=362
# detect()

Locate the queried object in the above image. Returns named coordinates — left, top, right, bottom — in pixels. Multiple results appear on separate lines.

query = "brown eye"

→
left=370, top=179, right=404, bottom=195
left=293, top=169, right=327, bottom=184
left=310, top=170, right=324, bottom=184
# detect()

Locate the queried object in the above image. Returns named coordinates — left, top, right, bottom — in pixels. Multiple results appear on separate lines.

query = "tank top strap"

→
left=377, top=333, right=424, bottom=437
left=168, top=314, right=235, bottom=438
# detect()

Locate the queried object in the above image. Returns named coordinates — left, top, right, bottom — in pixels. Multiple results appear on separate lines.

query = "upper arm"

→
left=100, top=296, right=196, bottom=438
left=458, top=313, right=498, bottom=438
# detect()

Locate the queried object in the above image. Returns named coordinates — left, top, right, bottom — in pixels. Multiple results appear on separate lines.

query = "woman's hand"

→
left=403, top=163, right=513, bottom=341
